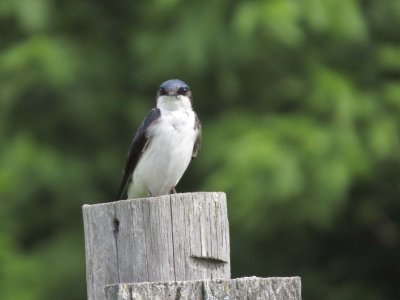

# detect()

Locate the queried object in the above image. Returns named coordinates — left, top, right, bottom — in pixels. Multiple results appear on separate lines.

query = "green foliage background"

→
left=1, top=0, right=400, bottom=299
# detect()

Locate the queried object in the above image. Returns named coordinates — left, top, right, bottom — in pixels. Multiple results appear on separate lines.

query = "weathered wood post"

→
left=83, top=192, right=301, bottom=300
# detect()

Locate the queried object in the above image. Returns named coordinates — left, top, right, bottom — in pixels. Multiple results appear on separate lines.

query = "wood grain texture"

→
left=83, top=192, right=230, bottom=300
left=104, top=277, right=302, bottom=300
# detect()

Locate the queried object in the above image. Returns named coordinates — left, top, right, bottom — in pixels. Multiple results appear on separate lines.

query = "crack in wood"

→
left=112, top=208, right=121, bottom=283
left=112, top=217, right=120, bottom=235
left=189, top=255, right=228, bottom=271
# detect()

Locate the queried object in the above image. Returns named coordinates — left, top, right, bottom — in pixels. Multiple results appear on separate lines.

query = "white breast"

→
left=127, top=109, right=197, bottom=198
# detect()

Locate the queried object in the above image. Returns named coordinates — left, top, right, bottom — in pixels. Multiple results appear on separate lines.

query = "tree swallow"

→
left=116, top=79, right=202, bottom=200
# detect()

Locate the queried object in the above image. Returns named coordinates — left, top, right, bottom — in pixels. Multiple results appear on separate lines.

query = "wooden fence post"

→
left=83, top=192, right=301, bottom=300
left=83, top=192, right=230, bottom=300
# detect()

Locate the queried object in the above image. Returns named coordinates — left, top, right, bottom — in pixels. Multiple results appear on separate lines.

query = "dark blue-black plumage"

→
left=116, top=108, right=161, bottom=200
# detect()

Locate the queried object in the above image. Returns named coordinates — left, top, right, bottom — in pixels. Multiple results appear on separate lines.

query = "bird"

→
left=116, top=79, right=201, bottom=200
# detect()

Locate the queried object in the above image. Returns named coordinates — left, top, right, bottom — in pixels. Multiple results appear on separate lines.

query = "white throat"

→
left=156, top=95, right=193, bottom=112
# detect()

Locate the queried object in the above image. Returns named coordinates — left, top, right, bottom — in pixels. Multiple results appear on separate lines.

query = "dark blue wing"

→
left=116, top=108, right=161, bottom=200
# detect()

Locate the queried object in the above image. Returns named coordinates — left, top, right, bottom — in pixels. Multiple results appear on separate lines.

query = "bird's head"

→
left=156, top=79, right=193, bottom=111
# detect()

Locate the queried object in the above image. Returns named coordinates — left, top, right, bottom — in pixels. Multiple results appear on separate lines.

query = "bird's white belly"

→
left=128, top=111, right=196, bottom=198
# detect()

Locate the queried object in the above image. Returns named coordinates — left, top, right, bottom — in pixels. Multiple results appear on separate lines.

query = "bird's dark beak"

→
left=166, top=88, right=179, bottom=97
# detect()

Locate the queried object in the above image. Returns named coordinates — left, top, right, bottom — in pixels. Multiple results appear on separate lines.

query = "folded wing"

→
left=116, top=108, right=161, bottom=200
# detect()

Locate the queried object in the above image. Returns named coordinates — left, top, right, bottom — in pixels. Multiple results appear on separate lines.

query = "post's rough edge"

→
left=104, top=276, right=301, bottom=300
left=106, top=276, right=300, bottom=287
left=81, top=191, right=227, bottom=208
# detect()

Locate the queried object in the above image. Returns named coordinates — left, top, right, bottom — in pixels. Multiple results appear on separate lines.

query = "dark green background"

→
left=1, top=0, right=400, bottom=299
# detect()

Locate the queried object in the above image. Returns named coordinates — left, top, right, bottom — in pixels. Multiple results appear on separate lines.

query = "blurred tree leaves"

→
left=1, top=0, right=400, bottom=299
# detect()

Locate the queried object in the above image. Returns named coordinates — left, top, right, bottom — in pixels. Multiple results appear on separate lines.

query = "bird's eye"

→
left=178, top=87, right=189, bottom=95
left=159, top=87, right=167, bottom=95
